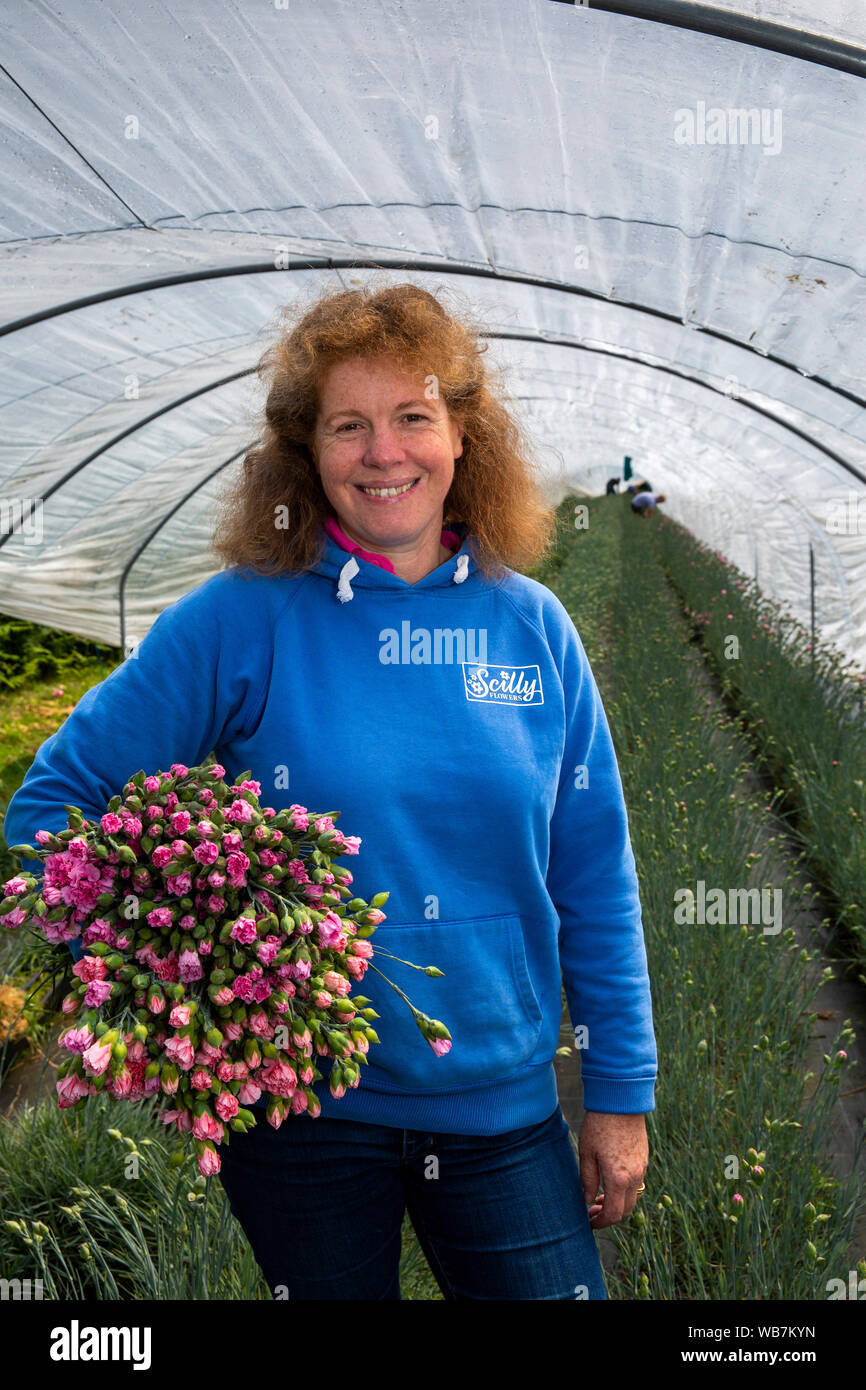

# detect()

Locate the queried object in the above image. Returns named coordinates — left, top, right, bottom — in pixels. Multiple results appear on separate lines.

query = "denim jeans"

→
left=215, top=1101, right=608, bottom=1300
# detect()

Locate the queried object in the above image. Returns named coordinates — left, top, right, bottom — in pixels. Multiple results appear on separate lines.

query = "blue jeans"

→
left=215, top=1101, right=607, bottom=1300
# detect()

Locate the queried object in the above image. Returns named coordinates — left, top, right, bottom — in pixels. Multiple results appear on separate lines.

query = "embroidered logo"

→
left=462, top=663, right=544, bottom=706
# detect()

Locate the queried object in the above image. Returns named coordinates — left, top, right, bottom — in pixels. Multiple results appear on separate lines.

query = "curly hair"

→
left=211, top=278, right=560, bottom=581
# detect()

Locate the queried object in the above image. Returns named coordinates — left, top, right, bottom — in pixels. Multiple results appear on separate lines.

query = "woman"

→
left=4, top=282, right=656, bottom=1301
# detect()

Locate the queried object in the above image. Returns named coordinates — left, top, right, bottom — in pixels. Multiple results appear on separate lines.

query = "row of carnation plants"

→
left=1, top=762, right=452, bottom=1177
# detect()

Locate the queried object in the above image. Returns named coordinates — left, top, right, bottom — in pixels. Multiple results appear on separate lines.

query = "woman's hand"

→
left=578, top=1110, right=649, bottom=1229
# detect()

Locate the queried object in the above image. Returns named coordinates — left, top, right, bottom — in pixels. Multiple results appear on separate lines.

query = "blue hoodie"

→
left=4, top=521, right=657, bottom=1132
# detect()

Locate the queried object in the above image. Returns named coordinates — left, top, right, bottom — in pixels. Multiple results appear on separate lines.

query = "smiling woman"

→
left=309, top=354, right=465, bottom=586
left=210, top=280, right=557, bottom=584
left=6, top=280, right=656, bottom=1303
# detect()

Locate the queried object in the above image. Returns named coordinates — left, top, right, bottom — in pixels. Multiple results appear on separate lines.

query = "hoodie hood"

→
left=311, top=519, right=484, bottom=602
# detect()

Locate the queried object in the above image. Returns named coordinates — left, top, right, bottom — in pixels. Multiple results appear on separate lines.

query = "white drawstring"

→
left=336, top=549, right=468, bottom=601
left=336, top=556, right=359, bottom=603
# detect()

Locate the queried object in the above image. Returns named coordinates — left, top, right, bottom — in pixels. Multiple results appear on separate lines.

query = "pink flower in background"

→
left=100, top=812, right=123, bottom=834
left=428, top=1037, right=452, bottom=1057
left=3, top=876, right=30, bottom=896
left=169, top=810, right=191, bottom=835
left=151, top=845, right=172, bottom=869
left=287, top=806, right=309, bottom=832
left=225, top=799, right=254, bottom=824
left=193, top=840, right=219, bottom=865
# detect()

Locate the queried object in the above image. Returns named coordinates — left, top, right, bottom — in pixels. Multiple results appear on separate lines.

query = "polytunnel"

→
left=1, top=0, right=865, bottom=663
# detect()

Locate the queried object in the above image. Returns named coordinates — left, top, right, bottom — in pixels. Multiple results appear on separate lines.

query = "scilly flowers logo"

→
left=463, top=664, right=544, bottom=705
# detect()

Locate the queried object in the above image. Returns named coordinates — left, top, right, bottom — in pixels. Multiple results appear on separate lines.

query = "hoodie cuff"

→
left=581, top=1075, right=657, bottom=1114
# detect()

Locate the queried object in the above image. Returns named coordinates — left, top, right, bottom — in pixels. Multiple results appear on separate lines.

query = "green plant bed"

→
left=542, top=495, right=864, bottom=1299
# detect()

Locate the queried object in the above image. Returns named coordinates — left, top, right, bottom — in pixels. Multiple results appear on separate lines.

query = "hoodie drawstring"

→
left=336, top=551, right=468, bottom=602
left=336, top=556, right=360, bottom=603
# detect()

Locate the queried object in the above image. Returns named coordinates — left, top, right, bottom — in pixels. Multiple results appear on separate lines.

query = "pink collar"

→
left=323, top=515, right=461, bottom=573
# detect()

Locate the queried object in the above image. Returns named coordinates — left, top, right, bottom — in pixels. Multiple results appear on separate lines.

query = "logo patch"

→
left=463, top=663, right=544, bottom=706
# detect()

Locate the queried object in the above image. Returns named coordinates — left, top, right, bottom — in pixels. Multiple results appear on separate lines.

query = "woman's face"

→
left=310, top=355, right=464, bottom=552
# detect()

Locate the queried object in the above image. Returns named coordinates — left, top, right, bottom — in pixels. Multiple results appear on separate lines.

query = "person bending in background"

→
left=630, top=490, right=666, bottom=516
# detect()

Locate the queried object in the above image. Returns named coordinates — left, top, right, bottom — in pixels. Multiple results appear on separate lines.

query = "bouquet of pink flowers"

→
left=1, top=761, right=451, bottom=1176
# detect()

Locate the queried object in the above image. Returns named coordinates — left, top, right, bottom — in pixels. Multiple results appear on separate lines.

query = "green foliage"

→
left=656, top=516, right=866, bottom=971
left=0, top=614, right=120, bottom=693
left=545, top=495, right=865, bottom=1299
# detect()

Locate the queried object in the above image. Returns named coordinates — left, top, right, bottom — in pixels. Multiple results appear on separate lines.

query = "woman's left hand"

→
left=577, top=1110, right=649, bottom=1229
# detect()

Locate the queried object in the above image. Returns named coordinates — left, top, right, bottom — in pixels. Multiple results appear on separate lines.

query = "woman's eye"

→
left=403, top=413, right=428, bottom=423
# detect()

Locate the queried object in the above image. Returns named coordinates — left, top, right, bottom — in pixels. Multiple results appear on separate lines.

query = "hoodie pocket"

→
left=358, top=913, right=544, bottom=1093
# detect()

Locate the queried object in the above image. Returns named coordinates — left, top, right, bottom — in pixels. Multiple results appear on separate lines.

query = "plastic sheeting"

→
left=0, top=0, right=864, bottom=665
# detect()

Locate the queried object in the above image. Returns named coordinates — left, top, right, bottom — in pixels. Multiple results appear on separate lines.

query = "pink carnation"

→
left=192, top=1111, right=224, bottom=1143
left=147, top=906, right=174, bottom=929
left=61, top=1025, right=96, bottom=1053
left=179, top=949, right=203, bottom=982
left=230, top=916, right=258, bottom=946
left=165, top=1034, right=196, bottom=1070
left=215, top=1091, right=239, bottom=1121
left=82, top=1038, right=113, bottom=1074
left=56, top=1073, right=91, bottom=1108
left=83, top=979, right=113, bottom=1008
